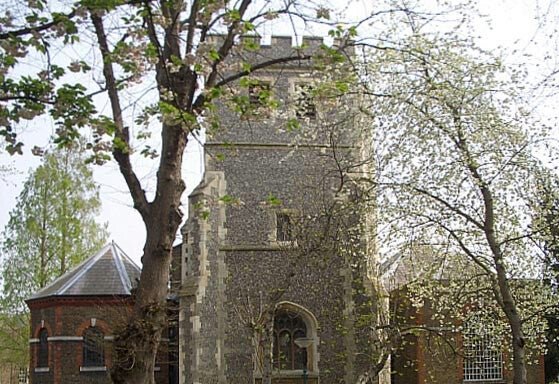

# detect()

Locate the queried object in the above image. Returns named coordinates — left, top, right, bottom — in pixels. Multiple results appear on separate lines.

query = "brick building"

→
left=390, top=288, right=546, bottom=384
left=179, top=35, right=378, bottom=384
left=26, top=242, right=177, bottom=384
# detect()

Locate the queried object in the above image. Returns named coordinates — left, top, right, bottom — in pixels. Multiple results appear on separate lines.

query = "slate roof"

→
left=28, top=242, right=141, bottom=301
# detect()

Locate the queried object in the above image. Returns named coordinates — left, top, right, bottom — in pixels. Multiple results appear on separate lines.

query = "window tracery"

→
left=273, top=309, right=307, bottom=370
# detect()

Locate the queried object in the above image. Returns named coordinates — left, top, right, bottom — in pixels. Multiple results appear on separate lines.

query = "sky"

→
left=0, top=0, right=557, bottom=266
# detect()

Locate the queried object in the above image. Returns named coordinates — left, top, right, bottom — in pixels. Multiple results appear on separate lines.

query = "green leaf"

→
left=145, top=43, right=158, bottom=59
left=286, top=118, right=301, bottom=132
left=112, top=136, right=129, bottom=153
left=243, top=40, right=259, bottom=52
left=241, top=62, right=252, bottom=73
left=219, top=194, right=236, bottom=204
left=335, top=81, right=349, bottom=93
left=140, top=145, right=158, bottom=159
left=226, top=9, right=241, bottom=21
left=170, top=55, right=182, bottom=67
left=242, top=21, right=255, bottom=32
left=209, top=49, right=220, bottom=61
left=266, top=193, right=282, bottom=206
left=207, top=87, right=222, bottom=100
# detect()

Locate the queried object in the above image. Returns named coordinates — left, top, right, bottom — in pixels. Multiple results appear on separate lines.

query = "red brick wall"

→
left=28, top=296, right=174, bottom=384
left=28, top=297, right=126, bottom=384
left=390, top=289, right=545, bottom=384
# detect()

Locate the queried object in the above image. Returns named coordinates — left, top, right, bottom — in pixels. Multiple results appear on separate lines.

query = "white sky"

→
left=0, top=0, right=557, bottom=265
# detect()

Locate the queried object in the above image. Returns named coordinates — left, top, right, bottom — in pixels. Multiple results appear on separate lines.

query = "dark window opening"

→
left=276, top=212, right=293, bottom=242
left=273, top=310, right=307, bottom=370
left=249, top=81, right=271, bottom=106
left=168, top=321, right=179, bottom=384
left=37, top=329, right=48, bottom=368
left=295, top=83, right=316, bottom=119
left=83, top=327, right=104, bottom=367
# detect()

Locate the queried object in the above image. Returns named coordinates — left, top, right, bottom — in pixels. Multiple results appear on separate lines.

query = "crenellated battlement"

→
left=205, top=33, right=352, bottom=71
left=206, top=34, right=345, bottom=51
left=258, top=35, right=329, bottom=49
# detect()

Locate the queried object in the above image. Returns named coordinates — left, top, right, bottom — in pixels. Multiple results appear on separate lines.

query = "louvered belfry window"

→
left=276, top=212, right=293, bottom=242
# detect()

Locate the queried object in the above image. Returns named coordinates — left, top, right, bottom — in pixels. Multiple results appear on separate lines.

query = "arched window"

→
left=273, top=309, right=307, bottom=370
left=83, top=327, right=104, bottom=367
left=37, top=328, right=48, bottom=367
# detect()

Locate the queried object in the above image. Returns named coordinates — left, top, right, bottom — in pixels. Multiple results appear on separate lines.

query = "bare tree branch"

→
left=90, top=11, right=150, bottom=220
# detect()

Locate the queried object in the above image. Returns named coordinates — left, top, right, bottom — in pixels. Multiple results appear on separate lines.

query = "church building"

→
left=178, top=35, right=376, bottom=384
left=25, top=34, right=548, bottom=384
left=26, top=35, right=379, bottom=384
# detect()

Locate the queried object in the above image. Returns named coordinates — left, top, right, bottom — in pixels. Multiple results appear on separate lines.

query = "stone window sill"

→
left=34, top=367, right=49, bottom=373
left=463, top=381, right=505, bottom=384
left=255, top=370, right=318, bottom=378
left=80, top=366, right=107, bottom=372
left=273, top=240, right=298, bottom=249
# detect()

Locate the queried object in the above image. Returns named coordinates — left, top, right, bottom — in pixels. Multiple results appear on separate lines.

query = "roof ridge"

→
left=30, top=243, right=112, bottom=299
left=57, top=243, right=113, bottom=295
left=111, top=241, right=141, bottom=270
left=27, top=241, right=142, bottom=301
left=111, top=242, right=132, bottom=293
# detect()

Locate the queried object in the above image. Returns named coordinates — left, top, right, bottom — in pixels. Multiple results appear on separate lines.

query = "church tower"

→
left=179, top=35, right=376, bottom=384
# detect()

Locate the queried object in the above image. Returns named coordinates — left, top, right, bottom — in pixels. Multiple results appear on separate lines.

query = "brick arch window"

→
left=83, top=327, right=105, bottom=367
left=273, top=309, right=307, bottom=370
left=37, top=328, right=48, bottom=368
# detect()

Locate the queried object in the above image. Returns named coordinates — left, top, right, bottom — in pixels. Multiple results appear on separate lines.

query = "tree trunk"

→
left=458, top=125, right=528, bottom=384
left=486, top=209, right=528, bottom=384
left=494, top=260, right=527, bottom=384
left=91, top=9, right=187, bottom=383
left=110, top=129, right=186, bottom=383
left=483, top=197, right=527, bottom=384
left=38, top=180, right=49, bottom=288
left=110, top=229, right=174, bottom=384
left=261, top=312, right=275, bottom=384
left=60, top=152, right=69, bottom=275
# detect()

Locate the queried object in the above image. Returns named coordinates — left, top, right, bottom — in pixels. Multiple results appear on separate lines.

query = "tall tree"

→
left=0, top=144, right=108, bottom=369
left=0, top=0, right=361, bottom=382
left=364, top=22, right=557, bottom=384
left=532, top=176, right=559, bottom=383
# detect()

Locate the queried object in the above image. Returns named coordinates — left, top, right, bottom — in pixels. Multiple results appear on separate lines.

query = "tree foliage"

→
left=0, top=0, right=361, bottom=382
left=363, top=19, right=558, bottom=383
left=531, top=176, right=559, bottom=383
left=1, top=0, right=557, bottom=382
left=0, top=144, right=107, bottom=368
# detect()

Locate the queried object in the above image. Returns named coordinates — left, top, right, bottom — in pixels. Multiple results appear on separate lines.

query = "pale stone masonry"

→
left=179, top=35, right=377, bottom=384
